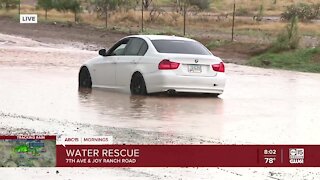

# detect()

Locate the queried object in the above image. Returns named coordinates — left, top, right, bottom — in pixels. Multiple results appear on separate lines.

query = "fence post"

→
left=141, top=0, right=144, bottom=33
left=232, top=0, right=236, bottom=41
left=18, top=0, right=21, bottom=16
left=183, top=0, right=186, bottom=36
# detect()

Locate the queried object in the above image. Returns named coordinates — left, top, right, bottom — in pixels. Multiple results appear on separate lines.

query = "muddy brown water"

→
left=1, top=65, right=320, bottom=144
left=2, top=33, right=320, bottom=179
left=1, top=33, right=320, bottom=145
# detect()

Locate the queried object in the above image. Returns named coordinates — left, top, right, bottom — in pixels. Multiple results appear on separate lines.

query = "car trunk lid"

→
left=162, top=54, right=222, bottom=76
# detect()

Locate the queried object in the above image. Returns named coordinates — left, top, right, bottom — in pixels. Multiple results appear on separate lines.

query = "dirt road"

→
left=0, top=16, right=257, bottom=64
left=1, top=32, right=320, bottom=179
left=0, top=16, right=127, bottom=51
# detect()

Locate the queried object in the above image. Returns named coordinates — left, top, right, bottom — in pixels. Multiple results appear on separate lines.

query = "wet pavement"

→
left=1, top=33, right=320, bottom=179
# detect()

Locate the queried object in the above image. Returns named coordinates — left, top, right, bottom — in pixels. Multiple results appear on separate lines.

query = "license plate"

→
left=188, top=65, right=202, bottom=73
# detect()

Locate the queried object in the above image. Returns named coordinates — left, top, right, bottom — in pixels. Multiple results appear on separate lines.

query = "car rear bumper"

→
left=144, top=71, right=226, bottom=94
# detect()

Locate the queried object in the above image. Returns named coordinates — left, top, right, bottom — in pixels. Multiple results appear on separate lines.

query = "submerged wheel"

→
left=130, top=73, right=147, bottom=95
left=79, top=67, right=92, bottom=88
left=211, top=93, right=220, bottom=98
left=203, top=93, right=220, bottom=98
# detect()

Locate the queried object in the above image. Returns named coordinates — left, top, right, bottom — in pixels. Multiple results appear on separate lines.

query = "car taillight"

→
left=158, top=59, right=180, bottom=70
left=212, top=62, right=225, bottom=72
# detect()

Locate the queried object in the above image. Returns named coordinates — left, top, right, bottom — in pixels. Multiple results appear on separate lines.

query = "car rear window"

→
left=151, top=40, right=211, bottom=55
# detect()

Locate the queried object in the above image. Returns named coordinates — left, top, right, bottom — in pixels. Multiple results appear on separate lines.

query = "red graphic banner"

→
left=0, top=135, right=56, bottom=140
left=56, top=145, right=320, bottom=167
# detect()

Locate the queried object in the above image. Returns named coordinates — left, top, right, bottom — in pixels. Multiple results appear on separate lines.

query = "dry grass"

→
left=2, top=3, right=319, bottom=41
left=0, top=10, right=17, bottom=17
left=236, top=22, right=320, bottom=35
left=213, top=0, right=320, bottom=13
left=237, top=22, right=286, bottom=32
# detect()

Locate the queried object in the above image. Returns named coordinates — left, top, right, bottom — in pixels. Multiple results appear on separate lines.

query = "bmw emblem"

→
left=195, top=59, right=199, bottom=63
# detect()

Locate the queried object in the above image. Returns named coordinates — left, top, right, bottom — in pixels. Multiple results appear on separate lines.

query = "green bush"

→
left=271, top=16, right=300, bottom=52
left=0, top=0, right=19, bottom=10
left=281, top=3, right=320, bottom=22
left=248, top=48, right=320, bottom=73
left=53, top=0, right=81, bottom=22
left=206, top=39, right=230, bottom=49
left=253, top=4, right=264, bottom=21
left=235, top=7, right=250, bottom=16
left=188, top=0, right=210, bottom=10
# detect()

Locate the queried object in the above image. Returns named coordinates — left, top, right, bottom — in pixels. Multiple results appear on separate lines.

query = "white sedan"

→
left=79, top=35, right=226, bottom=96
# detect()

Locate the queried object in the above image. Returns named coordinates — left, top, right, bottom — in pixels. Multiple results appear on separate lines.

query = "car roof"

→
left=127, top=35, right=195, bottom=42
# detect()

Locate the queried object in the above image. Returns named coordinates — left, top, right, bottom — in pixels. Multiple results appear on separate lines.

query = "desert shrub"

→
left=188, top=0, right=210, bottom=10
left=169, top=12, right=181, bottom=24
left=0, top=0, right=19, bottom=10
left=206, top=39, right=230, bottom=50
left=235, top=7, right=250, bottom=16
left=253, top=4, right=264, bottom=22
left=281, top=3, right=320, bottom=22
left=272, top=16, right=300, bottom=52
left=148, top=6, right=166, bottom=22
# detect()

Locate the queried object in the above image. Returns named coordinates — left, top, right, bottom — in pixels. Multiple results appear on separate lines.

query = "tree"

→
left=143, top=0, right=152, bottom=10
left=281, top=3, right=320, bottom=22
left=54, top=0, right=81, bottom=22
left=0, top=0, right=19, bottom=11
left=37, top=0, right=54, bottom=20
left=91, top=0, right=125, bottom=28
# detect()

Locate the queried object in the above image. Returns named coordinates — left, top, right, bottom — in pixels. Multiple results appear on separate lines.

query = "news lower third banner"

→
left=1, top=136, right=319, bottom=167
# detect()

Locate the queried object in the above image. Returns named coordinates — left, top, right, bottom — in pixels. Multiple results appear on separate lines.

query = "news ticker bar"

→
left=57, top=145, right=314, bottom=167
left=0, top=136, right=319, bottom=167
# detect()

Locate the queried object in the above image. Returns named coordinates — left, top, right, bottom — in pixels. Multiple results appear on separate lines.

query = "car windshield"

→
left=151, top=40, right=211, bottom=55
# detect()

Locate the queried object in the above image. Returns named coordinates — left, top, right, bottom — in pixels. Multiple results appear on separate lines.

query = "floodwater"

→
left=1, top=33, right=320, bottom=179
left=1, top=62, right=320, bottom=144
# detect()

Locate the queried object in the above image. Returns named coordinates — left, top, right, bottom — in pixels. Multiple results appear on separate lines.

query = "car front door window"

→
left=112, top=44, right=127, bottom=56
left=108, top=39, right=129, bottom=56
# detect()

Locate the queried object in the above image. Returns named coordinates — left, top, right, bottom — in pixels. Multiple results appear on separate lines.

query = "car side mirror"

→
left=99, top=49, right=108, bottom=56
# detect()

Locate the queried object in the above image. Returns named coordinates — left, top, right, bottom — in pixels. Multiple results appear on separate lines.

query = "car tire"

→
left=130, top=73, right=147, bottom=95
left=79, top=67, right=92, bottom=88
left=203, top=93, right=220, bottom=98
left=211, top=93, right=221, bottom=98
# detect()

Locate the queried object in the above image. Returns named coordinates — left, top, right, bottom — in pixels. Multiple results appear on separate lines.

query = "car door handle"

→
left=131, top=60, right=137, bottom=64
